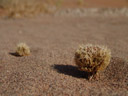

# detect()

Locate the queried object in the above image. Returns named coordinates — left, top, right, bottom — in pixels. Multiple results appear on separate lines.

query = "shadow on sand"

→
left=9, top=52, right=21, bottom=57
left=53, top=64, right=89, bottom=79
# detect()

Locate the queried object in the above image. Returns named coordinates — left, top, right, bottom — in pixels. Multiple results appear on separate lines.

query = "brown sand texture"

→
left=0, top=0, right=128, bottom=96
left=0, top=15, right=128, bottom=96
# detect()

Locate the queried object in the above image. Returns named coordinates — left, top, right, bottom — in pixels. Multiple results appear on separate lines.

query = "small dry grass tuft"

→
left=0, top=0, right=48, bottom=18
left=75, top=44, right=111, bottom=80
left=16, top=43, right=30, bottom=56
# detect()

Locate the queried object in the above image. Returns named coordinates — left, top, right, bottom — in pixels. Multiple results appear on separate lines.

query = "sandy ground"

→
left=0, top=13, right=128, bottom=96
left=0, top=1, right=128, bottom=96
left=58, top=0, right=128, bottom=8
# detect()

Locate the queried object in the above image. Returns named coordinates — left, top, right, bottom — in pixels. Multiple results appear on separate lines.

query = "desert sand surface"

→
left=0, top=0, right=128, bottom=96
left=0, top=14, right=128, bottom=96
left=58, top=0, right=128, bottom=8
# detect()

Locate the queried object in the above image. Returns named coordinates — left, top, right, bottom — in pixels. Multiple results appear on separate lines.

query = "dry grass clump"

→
left=0, top=0, right=47, bottom=18
left=75, top=44, right=111, bottom=80
left=16, top=43, right=30, bottom=56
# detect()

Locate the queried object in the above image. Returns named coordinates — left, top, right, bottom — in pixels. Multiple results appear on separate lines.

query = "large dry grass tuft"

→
left=75, top=44, right=111, bottom=80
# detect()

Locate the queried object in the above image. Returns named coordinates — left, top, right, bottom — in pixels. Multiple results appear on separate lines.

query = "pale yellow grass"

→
left=0, top=0, right=48, bottom=18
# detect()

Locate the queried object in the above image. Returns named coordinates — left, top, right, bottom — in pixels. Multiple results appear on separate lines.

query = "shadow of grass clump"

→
left=53, top=64, right=88, bottom=79
left=53, top=57, right=128, bottom=82
left=9, top=52, right=21, bottom=57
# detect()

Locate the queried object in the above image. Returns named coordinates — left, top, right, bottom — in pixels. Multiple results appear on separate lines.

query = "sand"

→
left=0, top=0, right=128, bottom=96
left=59, top=0, right=128, bottom=8
left=0, top=15, right=127, bottom=96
